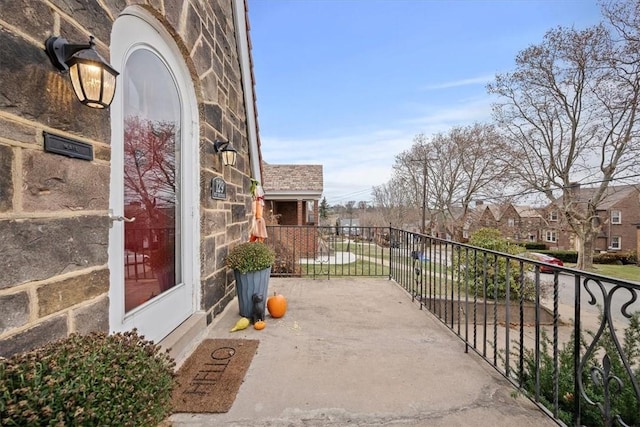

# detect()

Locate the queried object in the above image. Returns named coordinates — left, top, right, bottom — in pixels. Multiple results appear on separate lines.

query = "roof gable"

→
left=262, top=164, right=323, bottom=194
left=553, top=184, right=639, bottom=210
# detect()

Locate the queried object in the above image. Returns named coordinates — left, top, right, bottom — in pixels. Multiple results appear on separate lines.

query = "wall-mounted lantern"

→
left=213, top=139, right=238, bottom=167
left=45, top=35, right=119, bottom=109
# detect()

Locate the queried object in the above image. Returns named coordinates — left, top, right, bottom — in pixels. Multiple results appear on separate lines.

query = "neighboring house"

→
left=261, top=163, right=323, bottom=259
left=430, top=207, right=464, bottom=240
left=545, top=184, right=640, bottom=253
left=465, top=202, right=500, bottom=236
left=0, top=1, right=264, bottom=360
left=463, top=185, right=640, bottom=254
left=465, top=202, right=547, bottom=244
left=513, top=205, right=547, bottom=242
left=496, top=204, right=522, bottom=240
left=262, top=163, right=323, bottom=226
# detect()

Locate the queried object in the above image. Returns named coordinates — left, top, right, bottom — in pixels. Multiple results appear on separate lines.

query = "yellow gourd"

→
left=230, top=317, right=250, bottom=332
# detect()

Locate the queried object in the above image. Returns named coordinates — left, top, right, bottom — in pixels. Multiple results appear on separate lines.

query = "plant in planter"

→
left=226, top=241, right=276, bottom=320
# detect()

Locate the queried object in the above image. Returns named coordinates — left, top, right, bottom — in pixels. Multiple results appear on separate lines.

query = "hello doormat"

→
left=171, top=339, right=259, bottom=413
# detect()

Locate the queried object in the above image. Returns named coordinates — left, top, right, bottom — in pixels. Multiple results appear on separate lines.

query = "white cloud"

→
left=260, top=96, right=498, bottom=204
left=421, top=75, right=495, bottom=91
left=403, top=96, right=496, bottom=128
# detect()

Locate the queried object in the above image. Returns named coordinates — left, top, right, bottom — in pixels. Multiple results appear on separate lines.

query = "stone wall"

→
left=0, top=0, right=254, bottom=357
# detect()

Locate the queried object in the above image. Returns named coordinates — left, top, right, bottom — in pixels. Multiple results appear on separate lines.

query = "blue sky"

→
left=247, top=0, right=603, bottom=205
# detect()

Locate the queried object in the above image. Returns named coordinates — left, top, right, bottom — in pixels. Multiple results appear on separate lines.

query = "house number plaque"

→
left=211, top=177, right=227, bottom=200
left=43, top=131, right=93, bottom=161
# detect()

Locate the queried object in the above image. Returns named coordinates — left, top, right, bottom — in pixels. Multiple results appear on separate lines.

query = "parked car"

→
left=521, top=252, right=564, bottom=273
left=125, top=250, right=149, bottom=266
left=411, top=251, right=430, bottom=262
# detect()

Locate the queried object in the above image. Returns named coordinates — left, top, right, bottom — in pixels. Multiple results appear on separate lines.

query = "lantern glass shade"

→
left=221, top=148, right=237, bottom=166
left=67, top=51, right=118, bottom=109
left=44, top=36, right=120, bottom=108
left=214, top=139, right=238, bottom=167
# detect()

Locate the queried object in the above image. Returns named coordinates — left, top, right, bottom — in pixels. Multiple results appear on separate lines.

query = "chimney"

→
left=566, top=182, right=581, bottom=199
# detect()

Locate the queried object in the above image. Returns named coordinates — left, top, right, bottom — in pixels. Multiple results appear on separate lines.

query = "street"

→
left=542, top=271, right=639, bottom=327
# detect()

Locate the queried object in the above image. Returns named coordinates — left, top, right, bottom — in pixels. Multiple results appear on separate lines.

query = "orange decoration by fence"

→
left=249, top=179, right=268, bottom=243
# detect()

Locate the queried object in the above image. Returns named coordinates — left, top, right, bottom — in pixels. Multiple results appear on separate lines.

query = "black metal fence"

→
left=265, top=225, right=640, bottom=426
left=265, top=225, right=390, bottom=278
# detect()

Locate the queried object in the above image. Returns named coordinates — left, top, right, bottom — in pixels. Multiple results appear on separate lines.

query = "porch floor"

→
left=169, top=277, right=557, bottom=426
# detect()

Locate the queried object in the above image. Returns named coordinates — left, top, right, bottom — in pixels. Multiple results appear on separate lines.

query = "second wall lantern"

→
left=214, top=139, right=238, bottom=167
left=45, top=35, right=119, bottom=109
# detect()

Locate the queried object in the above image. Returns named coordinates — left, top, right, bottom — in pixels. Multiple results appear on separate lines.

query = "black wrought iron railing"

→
left=265, top=225, right=640, bottom=427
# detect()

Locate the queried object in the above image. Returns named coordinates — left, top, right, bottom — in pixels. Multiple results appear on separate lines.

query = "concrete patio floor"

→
left=169, top=277, right=557, bottom=427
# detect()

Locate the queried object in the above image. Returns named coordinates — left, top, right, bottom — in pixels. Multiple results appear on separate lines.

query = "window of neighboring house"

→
left=507, top=218, right=515, bottom=227
left=611, top=210, right=621, bottom=224
left=610, top=236, right=621, bottom=250
left=545, top=230, right=557, bottom=243
left=462, top=229, right=469, bottom=239
left=528, top=233, right=536, bottom=242
left=549, top=211, right=558, bottom=221
left=306, top=200, right=315, bottom=224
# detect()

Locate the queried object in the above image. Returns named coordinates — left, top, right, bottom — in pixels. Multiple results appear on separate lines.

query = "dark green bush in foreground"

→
left=517, top=313, right=640, bottom=426
left=0, top=330, right=175, bottom=426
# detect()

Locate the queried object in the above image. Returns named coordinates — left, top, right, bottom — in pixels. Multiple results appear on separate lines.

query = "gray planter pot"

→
left=234, top=266, right=271, bottom=319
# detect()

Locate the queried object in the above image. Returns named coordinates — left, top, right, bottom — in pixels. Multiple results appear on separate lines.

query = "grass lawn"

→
left=588, top=264, right=640, bottom=283
left=301, top=259, right=389, bottom=277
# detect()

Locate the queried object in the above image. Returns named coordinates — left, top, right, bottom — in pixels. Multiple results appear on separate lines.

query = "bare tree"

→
left=372, top=175, right=416, bottom=228
left=391, top=127, right=510, bottom=240
left=488, top=18, right=640, bottom=269
left=123, top=116, right=177, bottom=220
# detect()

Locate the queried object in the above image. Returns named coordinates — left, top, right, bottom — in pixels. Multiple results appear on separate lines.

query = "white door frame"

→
left=108, top=7, right=201, bottom=342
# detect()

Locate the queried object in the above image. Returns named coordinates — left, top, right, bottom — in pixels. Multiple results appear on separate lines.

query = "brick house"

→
left=262, top=163, right=323, bottom=226
left=464, top=202, right=500, bottom=237
left=500, top=205, right=546, bottom=242
left=0, top=1, right=264, bottom=360
left=463, top=185, right=640, bottom=254
left=515, top=206, right=547, bottom=242
left=544, top=184, right=640, bottom=253
left=465, top=202, right=546, bottom=243
left=261, top=163, right=323, bottom=258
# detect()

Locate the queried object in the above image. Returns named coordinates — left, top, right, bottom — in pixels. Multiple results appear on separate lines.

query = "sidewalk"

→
left=169, top=278, right=557, bottom=426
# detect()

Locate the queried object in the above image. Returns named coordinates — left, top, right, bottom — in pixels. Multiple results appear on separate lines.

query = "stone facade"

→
left=0, top=1, right=258, bottom=357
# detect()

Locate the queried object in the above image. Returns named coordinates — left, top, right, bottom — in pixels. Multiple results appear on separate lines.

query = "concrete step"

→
left=158, top=312, right=207, bottom=368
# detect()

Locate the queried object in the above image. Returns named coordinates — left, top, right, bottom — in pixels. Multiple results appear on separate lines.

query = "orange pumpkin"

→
left=267, top=292, right=287, bottom=318
left=254, top=320, right=266, bottom=330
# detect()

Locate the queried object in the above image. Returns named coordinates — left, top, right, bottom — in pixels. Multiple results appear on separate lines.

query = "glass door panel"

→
left=122, top=49, right=182, bottom=312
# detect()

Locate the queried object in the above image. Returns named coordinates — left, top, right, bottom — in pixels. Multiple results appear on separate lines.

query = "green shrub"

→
left=454, top=228, right=535, bottom=301
left=0, top=330, right=175, bottom=426
left=516, top=313, right=640, bottom=426
left=225, top=241, right=276, bottom=274
left=534, top=250, right=578, bottom=263
left=523, top=242, right=548, bottom=250
left=593, top=251, right=636, bottom=265
left=538, top=250, right=638, bottom=265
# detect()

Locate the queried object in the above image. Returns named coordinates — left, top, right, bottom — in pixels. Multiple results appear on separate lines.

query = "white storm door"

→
left=109, top=11, right=200, bottom=342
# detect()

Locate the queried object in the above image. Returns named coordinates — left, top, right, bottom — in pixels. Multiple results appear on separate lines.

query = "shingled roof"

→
left=261, top=164, right=323, bottom=198
left=554, top=184, right=639, bottom=210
